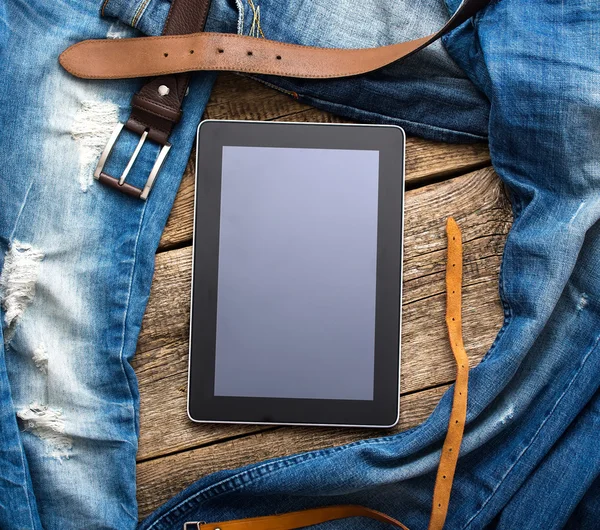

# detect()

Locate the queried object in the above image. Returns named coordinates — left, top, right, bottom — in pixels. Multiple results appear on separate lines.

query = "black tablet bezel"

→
left=188, top=120, right=405, bottom=428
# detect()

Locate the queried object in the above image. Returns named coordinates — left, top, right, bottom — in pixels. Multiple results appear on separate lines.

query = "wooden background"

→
left=134, top=73, right=512, bottom=518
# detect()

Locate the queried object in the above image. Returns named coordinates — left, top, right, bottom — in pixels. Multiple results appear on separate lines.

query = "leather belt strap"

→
left=185, top=219, right=469, bottom=530
left=60, top=0, right=488, bottom=80
left=187, top=506, right=410, bottom=530
left=429, top=217, right=469, bottom=530
left=125, top=0, right=211, bottom=145
left=92, top=0, right=210, bottom=199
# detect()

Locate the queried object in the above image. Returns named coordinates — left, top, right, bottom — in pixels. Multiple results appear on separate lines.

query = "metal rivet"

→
left=158, top=85, right=170, bottom=96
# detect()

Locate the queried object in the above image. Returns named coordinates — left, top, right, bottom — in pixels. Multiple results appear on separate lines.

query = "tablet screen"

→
left=214, top=146, right=380, bottom=401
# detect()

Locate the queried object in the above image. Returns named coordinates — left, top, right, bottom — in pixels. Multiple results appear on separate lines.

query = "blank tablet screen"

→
left=214, top=146, right=380, bottom=401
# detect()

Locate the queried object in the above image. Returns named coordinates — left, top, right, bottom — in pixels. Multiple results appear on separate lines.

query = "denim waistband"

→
left=101, top=0, right=173, bottom=35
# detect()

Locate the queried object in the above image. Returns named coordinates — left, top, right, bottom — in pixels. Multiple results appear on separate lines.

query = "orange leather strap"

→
left=189, top=219, right=468, bottom=530
left=59, top=0, right=489, bottom=80
left=192, top=506, right=410, bottom=530
left=428, top=217, right=469, bottom=530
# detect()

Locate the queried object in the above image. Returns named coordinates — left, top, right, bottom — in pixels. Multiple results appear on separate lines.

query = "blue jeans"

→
left=1, top=0, right=599, bottom=528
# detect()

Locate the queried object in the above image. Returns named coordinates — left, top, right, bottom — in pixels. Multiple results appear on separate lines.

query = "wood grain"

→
left=203, top=74, right=309, bottom=121
left=134, top=167, right=511, bottom=465
left=158, top=74, right=490, bottom=250
left=137, top=384, right=450, bottom=518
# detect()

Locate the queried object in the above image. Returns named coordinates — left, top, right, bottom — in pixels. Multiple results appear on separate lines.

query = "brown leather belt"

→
left=61, top=0, right=488, bottom=200
left=62, top=0, right=487, bottom=80
left=90, top=0, right=211, bottom=199
left=183, top=219, right=469, bottom=529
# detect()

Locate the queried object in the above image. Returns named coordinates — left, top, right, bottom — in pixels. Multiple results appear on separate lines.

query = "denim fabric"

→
left=0, top=0, right=598, bottom=530
left=0, top=1, right=223, bottom=527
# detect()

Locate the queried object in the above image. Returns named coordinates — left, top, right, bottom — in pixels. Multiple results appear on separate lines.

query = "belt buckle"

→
left=94, top=122, right=171, bottom=200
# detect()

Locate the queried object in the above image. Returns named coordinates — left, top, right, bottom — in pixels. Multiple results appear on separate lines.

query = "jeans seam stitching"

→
left=131, top=0, right=151, bottom=28
left=147, top=405, right=456, bottom=527
left=118, top=201, right=148, bottom=456
left=7, top=178, right=34, bottom=243
left=483, top=193, right=514, bottom=357
left=145, top=452, right=326, bottom=528
left=18, top=431, right=37, bottom=529
left=461, top=330, right=600, bottom=529
left=3, top=176, right=38, bottom=529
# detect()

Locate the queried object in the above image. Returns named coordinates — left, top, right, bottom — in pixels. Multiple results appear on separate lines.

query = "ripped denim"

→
left=1, top=0, right=599, bottom=529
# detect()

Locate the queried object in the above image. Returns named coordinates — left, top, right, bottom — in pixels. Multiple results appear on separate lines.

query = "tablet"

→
left=188, top=120, right=405, bottom=428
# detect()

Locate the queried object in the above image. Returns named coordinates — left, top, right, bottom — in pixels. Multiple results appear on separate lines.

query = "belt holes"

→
left=217, top=48, right=224, bottom=53
left=190, top=49, right=194, bottom=54
left=276, top=55, right=282, bottom=60
left=247, top=51, right=253, bottom=56
left=449, top=448, right=453, bottom=452
left=443, top=475, right=446, bottom=479
left=163, top=52, right=169, bottom=57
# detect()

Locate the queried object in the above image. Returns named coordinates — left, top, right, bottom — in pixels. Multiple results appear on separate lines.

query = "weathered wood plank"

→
left=137, top=368, right=268, bottom=462
left=137, top=384, right=449, bottom=518
left=158, top=74, right=490, bottom=250
left=204, top=73, right=311, bottom=121
left=135, top=167, right=511, bottom=462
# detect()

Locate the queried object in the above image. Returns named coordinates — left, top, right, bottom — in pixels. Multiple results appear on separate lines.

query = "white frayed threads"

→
left=235, top=0, right=245, bottom=34
left=0, top=242, right=44, bottom=343
left=106, top=22, right=131, bottom=39
left=498, top=405, right=515, bottom=426
left=568, top=202, right=586, bottom=226
left=17, top=403, right=72, bottom=460
left=71, top=100, right=119, bottom=192
left=577, top=293, right=589, bottom=312
left=32, top=343, right=48, bottom=374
